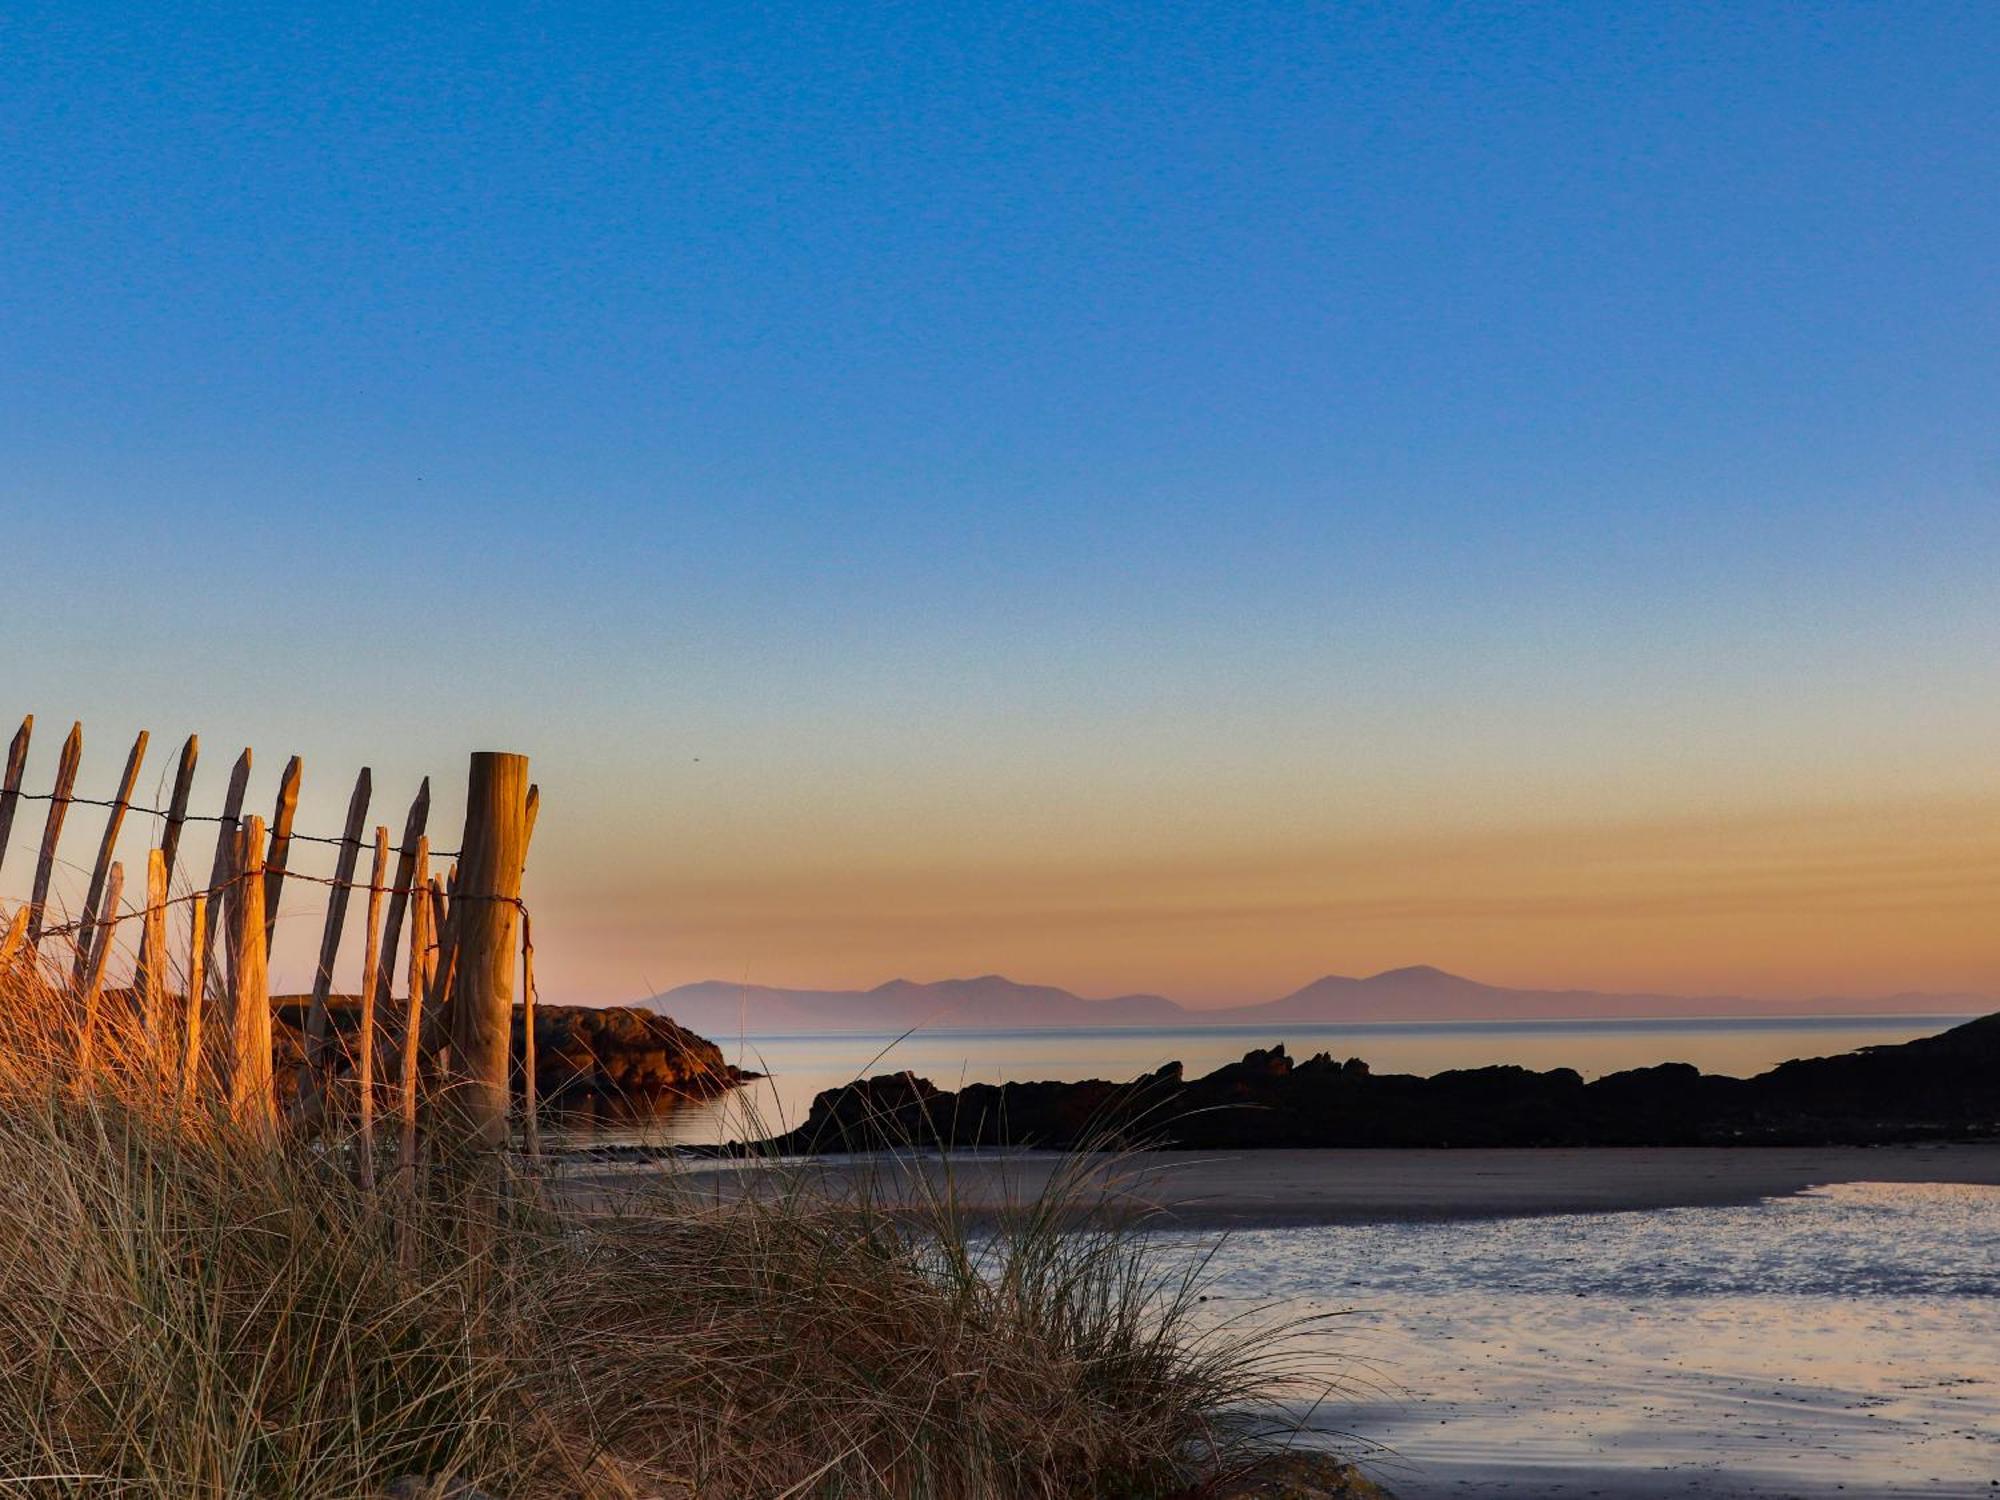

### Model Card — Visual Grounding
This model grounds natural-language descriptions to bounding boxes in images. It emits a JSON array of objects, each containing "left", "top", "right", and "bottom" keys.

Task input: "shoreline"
[{"left": 572, "top": 1141, "right": 2000, "bottom": 1226}]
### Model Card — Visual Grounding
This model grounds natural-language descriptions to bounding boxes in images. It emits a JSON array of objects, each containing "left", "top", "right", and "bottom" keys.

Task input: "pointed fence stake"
[
  {"left": 521, "top": 909, "right": 540, "bottom": 1161},
  {"left": 375, "top": 779, "right": 430, "bottom": 1091},
  {"left": 421, "top": 872, "right": 456, "bottom": 1070},
  {"left": 72, "top": 729, "right": 149, "bottom": 988},
  {"left": 399, "top": 837, "right": 431, "bottom": 1193},
  {"left": 156, "top": 734, "right": 200, "bottom": 879},
  {"left": 355, "top": 826, "right": 390, "bottom": 1192},
  {"left": 75, "top": 861, "right": 123, "bottom": 1080},
  {"left": 27, "top": 722, "right": 83, "bottom": 944},
  {"left": 297, "top": 766, "right": 371, "bottom": 1122},
  {"left": 261, "top": 756, "right": 302, "bottom": 953},
  {"left": 521, "top": 783, "right": 541, "bottom": 1160},
  {"left": 182, "top": 893, "right": 208, "bottom": 1105},
  {"left": 0, "top": 907, "right": 28, "bottom": 970},
  {"left": 133, "top": 734, "right": 199, "bottom": 1001},
  {"left": 198, "top": 749, "right": 253, "bottom": 980},
  {"left": 225, "top": 816, "right": 275, "bottom": 1136},
  {"left": 0, "top": 715, "right": 32, "bottom": 880},
  {"left": 141, "top": 848, "right": 168, "bottom": 1055}
]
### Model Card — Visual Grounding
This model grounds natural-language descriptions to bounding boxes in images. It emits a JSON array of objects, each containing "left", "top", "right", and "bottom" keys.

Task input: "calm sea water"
[
  {"left": 569, "top": 1014, "right": 1974, "bottom": 1148},
  {"left": 1192, "top": 1181, "right": 2000, "bottom": 1495}
]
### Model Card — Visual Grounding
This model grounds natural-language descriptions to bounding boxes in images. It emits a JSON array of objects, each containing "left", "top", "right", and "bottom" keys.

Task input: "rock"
[
  {"left": 520, "top": 1003, "right": 746, "bottom": 1103},
  {"left": 260, "top": 996, "right": 751, "bottom": 1115},
  {"left": 750, "top": 1011, "right": 2000, "bottom": 1153}
]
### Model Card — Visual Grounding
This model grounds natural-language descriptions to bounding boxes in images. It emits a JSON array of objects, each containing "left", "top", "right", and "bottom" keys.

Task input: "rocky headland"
[
  {"left": 749, "top": 1011, "right": 2000, "bottom": 1153},
  {"left": 266, "top": 997, "right": 751, "bottom": 1111}
]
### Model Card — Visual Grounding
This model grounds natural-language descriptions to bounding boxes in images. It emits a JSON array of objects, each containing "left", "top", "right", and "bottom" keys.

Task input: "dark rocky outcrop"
[
  {"left": 755, "top": 1013, "right": 2000, "bottom": 1153},
  {"left": 267, "top": 997, "right": 750, "bottom": 1112},
  {"left": 518, "top": 1004, "right": 747, "bottom": 1105}
]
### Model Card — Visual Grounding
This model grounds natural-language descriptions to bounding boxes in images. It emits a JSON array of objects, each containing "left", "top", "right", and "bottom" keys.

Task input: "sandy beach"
[
  {"left": 1116, "top": 1142, "right": 2000, "bottom": 1225},
  {"left": 590, "top": 1141, "right": 2000, "bottom": 1226}
]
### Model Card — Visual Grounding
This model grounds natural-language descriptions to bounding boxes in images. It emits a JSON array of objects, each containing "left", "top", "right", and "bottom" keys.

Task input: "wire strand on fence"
[
  {"left": 6, "top": 790, "right": 458, "bottom": 860},
  {"left": 31, "top": 868, "right": 525, "bottom": 945}
]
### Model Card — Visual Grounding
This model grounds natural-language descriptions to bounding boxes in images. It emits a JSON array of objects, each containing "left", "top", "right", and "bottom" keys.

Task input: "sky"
[{"left": 2, "top": 2, "right": 1996, "bottom": 1007}]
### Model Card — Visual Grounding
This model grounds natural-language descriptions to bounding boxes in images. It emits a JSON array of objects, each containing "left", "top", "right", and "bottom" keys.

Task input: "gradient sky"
[{"left": 3, "top": 3, "right": 1996, "bottom": 1006}]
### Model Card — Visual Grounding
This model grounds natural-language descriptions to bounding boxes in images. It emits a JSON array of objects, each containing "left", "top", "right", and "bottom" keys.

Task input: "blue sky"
[{"left": 2, "top": 3, "right": 1996, "bottom": 1001}]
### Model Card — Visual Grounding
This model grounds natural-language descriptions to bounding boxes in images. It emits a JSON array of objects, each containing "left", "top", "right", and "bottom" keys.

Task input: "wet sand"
[
  {"left": 1116, "top": 1142, "right": 2000, "bottom": 1226},
  {"left": 590, "top": 1142, "right": 2000, "bottom": 1226},
  {"left": 1189, "top": 1181, "right": 2000, "bottom": 1497}
]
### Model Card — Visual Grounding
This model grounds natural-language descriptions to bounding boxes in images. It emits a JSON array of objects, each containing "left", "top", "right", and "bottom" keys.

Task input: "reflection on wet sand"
[{"left": 1194, "top": 1183, "right": 2000, "bottom": 1497}]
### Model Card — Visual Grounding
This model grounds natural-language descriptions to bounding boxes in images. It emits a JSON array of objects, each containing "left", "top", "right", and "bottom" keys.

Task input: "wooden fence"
[{"left": 0, "top": 713, "right": 540, "bottom": 1179}]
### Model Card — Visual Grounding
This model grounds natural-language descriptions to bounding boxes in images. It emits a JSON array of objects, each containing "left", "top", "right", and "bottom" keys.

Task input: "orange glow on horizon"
[{"left": 527, "top": 791, "right": 2000, "bottom": 1007}]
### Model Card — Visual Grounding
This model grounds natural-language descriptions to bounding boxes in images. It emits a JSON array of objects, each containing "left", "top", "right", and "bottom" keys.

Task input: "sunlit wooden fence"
[{"left": 0, "top": 714, "right": 541, "bottom": 1179}]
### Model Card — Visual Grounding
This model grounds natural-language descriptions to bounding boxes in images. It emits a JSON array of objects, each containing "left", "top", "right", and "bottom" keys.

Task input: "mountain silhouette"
[
  {"left": 645, "top": 975, "right": 1185, "bottom": 1035},
  {"left": 642, "top": 967, "right": 1990, "bottom": 1034}
]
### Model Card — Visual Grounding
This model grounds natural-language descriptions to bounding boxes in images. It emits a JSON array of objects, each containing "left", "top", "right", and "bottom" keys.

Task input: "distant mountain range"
[{"left": 641, "top": 965, "right": 1992, "bottom": 1035}]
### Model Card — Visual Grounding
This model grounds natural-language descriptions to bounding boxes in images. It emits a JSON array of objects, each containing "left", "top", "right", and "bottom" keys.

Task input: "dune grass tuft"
[{"left": 0, "top": 961, "right": 1334, "bottom": 1498}]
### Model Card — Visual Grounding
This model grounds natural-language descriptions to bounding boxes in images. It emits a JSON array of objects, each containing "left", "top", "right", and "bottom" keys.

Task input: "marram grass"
[{"left": 0, "top": 961, "right": 1335, "bottom": 1498}]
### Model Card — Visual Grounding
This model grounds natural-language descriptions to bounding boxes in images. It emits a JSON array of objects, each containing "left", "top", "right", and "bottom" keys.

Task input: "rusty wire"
[
  {"left": 31, "top": 867, "right": 526, "bottom": 946},
  {"left": 5, "top": 789, "right": 459, "bottom": 860}
]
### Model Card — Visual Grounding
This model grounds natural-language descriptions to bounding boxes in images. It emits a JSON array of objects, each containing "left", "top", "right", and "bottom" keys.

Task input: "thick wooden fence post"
[
  {"left": 225, "top": 816, "right": 275, "bottom": 1136},
  {"left": 0, "top": 715, "right": 32, "bottom": 879},
  {"left": 27, "top": 722, "right": 83, "bottom": 944},
  {"left": 444, "top": 752, "right": 529, "bottom": 1168},
  {"left": 72, "top": 730, "right": 149, "bottom": 987}
]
